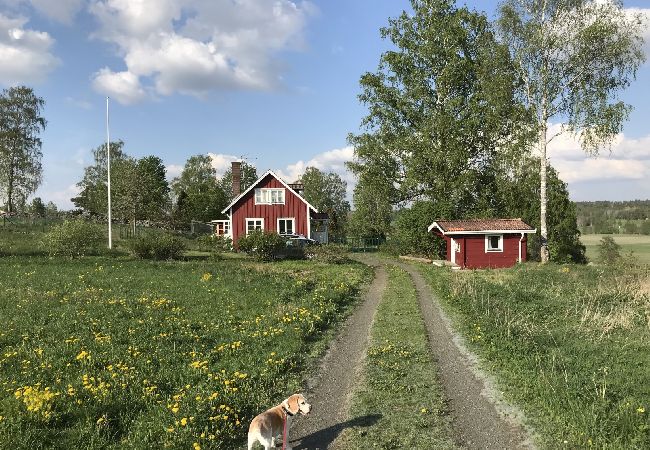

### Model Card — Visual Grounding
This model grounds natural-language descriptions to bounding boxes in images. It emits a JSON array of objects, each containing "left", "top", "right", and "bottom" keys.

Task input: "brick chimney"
[{"left": 232, "top": 161, "right": 242, "bottom": 197}]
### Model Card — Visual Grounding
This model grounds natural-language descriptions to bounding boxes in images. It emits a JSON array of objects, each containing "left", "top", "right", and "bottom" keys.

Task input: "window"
[
  {"left": 277, "top": 218, "right": 295, "bottom": 235},
  {"left": 213, "top": 220, "right": 230, "bottom": 236},
  {"left": 254, "top": 188, "right": 285, "bottom": 205},
  {"left": 246, "top": 218, "right": 264, "bottom": 234},
  {"left": 485, "top": 234, "right": 503, "bottom": 252}
]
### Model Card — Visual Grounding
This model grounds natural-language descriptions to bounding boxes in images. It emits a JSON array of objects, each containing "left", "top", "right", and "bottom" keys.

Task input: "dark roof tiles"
[{"left": 434, "top": 218, "right": 534, "bottom": 232}]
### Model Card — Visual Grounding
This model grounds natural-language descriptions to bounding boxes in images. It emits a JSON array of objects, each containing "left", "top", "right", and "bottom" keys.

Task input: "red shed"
[
  {"left": 428, "top": 219, "right": 536, "bottom": 269},
  {"left": 216, "top": 167, "right": 327, "bottom": 246}
]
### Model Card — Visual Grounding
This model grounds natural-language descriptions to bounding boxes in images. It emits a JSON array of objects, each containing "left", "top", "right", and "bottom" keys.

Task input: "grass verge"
[
  {"left": 337, "top": 265, "right": 457, "bottom": 449},
  {"left": 0, "top": 256, "right": 370, "bottom": 449},
  {"left": 419, "top": 263, "right": 650, "bottom": 449}
]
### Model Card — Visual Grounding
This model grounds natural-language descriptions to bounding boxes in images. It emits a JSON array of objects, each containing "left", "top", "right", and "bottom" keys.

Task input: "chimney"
[{"left": 232, "top": 161, "right": 242, "bottom": 197}]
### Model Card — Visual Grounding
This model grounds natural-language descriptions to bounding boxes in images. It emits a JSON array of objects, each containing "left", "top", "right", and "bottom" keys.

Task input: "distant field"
[{"left": 581, "top": 234, "right": 650, "bottom": 264}]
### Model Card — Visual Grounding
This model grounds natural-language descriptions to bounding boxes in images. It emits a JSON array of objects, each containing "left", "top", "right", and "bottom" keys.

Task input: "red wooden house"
[
  {"left": 213, "top": 162, "right": 327, "bottom": 245},
  {"left": 428, "top": 219, "right": 536, "bottom": 269}
]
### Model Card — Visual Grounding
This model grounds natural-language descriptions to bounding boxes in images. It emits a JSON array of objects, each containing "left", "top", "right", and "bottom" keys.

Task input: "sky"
[{"left": 0, "top": 0, "right": 648, "bottom": 210}]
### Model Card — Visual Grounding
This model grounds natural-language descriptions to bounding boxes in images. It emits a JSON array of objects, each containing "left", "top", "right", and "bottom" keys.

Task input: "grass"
[
  {"left": 419, "top": 263, "right": 650, "bottom": 449},
  {"left": 581, "top": 234, "right": 650, "bottom": 265},
  {"left": 0, "top": 254, "right": 370, "bottom": 449},
  {"left": 337, "top": 265, "right": 457, "bottom": 449}
]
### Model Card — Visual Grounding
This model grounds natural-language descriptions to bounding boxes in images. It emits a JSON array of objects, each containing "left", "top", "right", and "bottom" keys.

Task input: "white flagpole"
[{"left": 106, "top": 97, "right": 113, "bottom": 249}]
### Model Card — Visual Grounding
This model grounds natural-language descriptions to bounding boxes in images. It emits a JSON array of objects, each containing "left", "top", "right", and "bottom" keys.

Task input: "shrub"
[
  {"left": 306, "top": 244, "right": 350, "bottom": 264},
  {"left": 237, "top": 230, "right": 286, "bottom": 261},
  {"left": 195, "top": 234, "right": 233, "bottom": 253},
  {"left": 598, "top": 236, "right": 621, "bottom": 265},
  {"left": 43, "top": 220, "right": 105, "bottom": 257},
  {"left": 128, "top": 232, "right": 186, "bottom": 260}
]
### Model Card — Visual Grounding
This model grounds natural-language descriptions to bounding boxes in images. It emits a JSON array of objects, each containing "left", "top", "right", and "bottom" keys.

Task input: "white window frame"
[
  {"left": 213, "top": 220, "right": 231, "bottom": 237},
  {"left": 277, "top": 217, "right": 295, "bottom": 236},
  {"left": 245, "top": 218, "right": 264, "bottom": 234},
  {"left": 485, "top": 234, "right": 503, "bottom": 252},
  {"left": 254, "top": 188, "right": 285, "bottom": 205}
]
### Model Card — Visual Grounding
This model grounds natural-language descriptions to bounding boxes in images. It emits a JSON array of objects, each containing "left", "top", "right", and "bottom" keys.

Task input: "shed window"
[
  {"left": 278, "top": 218, "right": 295, "bottom": 235},
  {"left": 246, "top": 218, "right": 264, "bottom": 234},
  {"left": 255, "top": 188, "right": 285, "bottom": 205},
  {"left": 485, "top": 234, "right": 503, "bottom": 252}
]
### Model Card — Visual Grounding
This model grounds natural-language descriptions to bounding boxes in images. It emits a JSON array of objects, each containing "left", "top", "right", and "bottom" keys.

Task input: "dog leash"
[{"left": 281, "top": 406, "right": 294, "bottom": 450}]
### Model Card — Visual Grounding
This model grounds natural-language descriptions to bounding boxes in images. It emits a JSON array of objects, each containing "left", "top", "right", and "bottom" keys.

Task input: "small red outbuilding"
[{"left": 428, "top": 218, "right": 536, "bottom": 269}]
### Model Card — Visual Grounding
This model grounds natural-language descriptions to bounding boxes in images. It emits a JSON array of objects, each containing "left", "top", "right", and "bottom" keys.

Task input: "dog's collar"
[{"left": 282, "top": 405, "right": 296, "bottom": 417}]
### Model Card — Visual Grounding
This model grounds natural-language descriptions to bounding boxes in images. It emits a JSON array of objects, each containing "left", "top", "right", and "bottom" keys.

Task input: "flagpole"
[{"left": 106, "top": 97, "right": 112, "bottom": 250}]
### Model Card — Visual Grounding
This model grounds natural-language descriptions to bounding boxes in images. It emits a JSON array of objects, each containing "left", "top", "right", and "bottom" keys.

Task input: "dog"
[{"left": 247, "top": 393, "right": 311, "bottom": 450}]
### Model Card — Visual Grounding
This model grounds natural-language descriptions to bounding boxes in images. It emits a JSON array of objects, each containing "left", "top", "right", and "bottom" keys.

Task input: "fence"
[{"left": 330, "top": 235, "right": 385, "bottom": 252}]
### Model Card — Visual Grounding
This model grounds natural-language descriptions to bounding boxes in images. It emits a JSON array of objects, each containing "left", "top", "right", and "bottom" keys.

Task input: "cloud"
[
  {"left": 0, "top": 13, "right": 59, "bottom": 84},
  {"left": 164, "top": 164, "right": 183, "bottom": 180},
  {"left": 29, "top": 0, "right": 84, "bottom": 24},
  {"left": 546, "top": 123, "right": 650, "bottom": 188},
  {"left": 88, "top": 0, "right": 316, "bottom": 103},
  {"left": 207, "top": 153, "right": 239, "bottom": 177},
  {"left": 275, "top": 146, "right": 356, "bottom": 199},
  {"left": 91, "top": 67, "right": 147, "bottom": 104},
  {"left": 36, "top": 183, "right": 81, "bottom": 209},
  {"left": 624, "top": 7, "right": 650, "bottom": 58}
]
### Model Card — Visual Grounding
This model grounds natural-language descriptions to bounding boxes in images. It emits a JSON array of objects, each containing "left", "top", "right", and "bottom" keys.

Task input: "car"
[{"left": 284, "top": 234, "right": 317, "bottom": 248}]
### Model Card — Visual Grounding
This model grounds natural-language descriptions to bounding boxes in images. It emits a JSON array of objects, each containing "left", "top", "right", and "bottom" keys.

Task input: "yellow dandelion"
[
  {"left": 193, "top": 443, "right": 201, "bottom": 450},
  {"left": 180, "top": 417, "right": 188, "bottom": 426},
  {"left": 637, "top": 407, "right": 645, "bottom": 414}
]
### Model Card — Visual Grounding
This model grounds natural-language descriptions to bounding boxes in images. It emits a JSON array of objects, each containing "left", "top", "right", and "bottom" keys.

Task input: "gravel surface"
[
  {"left": 288, "top": 262, "right": 387, "bottom": 449},
  {"left": 396, "top": 261, "right": 536, "bottom": 450}
]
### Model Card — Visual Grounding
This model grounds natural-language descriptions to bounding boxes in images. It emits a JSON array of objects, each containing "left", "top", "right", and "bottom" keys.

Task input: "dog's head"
[{"left": 283, "top": 393, "right": 311, "bottom": 416}]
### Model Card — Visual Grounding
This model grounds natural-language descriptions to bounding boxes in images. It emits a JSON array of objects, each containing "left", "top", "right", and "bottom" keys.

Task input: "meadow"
[
  {"left": 581, "top": 233, "right": 650, "bottom": 264},
  {"left": 0, "top": 249, "right": 370, "bottom": 449},
  {"left": 420, "top": 262, "right": 650, "bottom": 449}
]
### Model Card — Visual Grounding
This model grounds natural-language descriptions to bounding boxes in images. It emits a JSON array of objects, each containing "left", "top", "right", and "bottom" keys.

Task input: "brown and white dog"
[{"left": 247, "top": 393, "right": 311, "bottom": 450}]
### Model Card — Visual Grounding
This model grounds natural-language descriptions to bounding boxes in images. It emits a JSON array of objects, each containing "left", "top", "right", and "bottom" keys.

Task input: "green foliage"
[
  {"left": 28, "top": 197, "right": 46, "bottom": 217},
  {"left": 195, "top": 234, "right": 233, "bottom": 253},
  {"left": 127, "top": 232, "right": 186, "bottom": 260},
  {"left": 348, "top": 169, "right": 395, "bottom": 239},
  {"left": 171, "top": 155, "right": 227, "bottom": 224},
  {"left": 43, "top": 220, "right": 105, "bottom": 257},
  {"left": 392, "top": 201, "right": 447, "bottom": 258},
  {"left": 0, "top": 86, "right": 46, "bottom": 213},
  {"left": 301, "top": 167, "right": 350, "bottom": 234},
  {"left": 348, "top": 0, "right": 530, "bottom": 231},
  {"left": 598, "top": 236, "right": 622, "bottom": 265},
  {"left": 237, "top": 230, "right": 286, "bottom": 261},
  {"left": 305, "top": 244, "right": 349, "bottom": 264}
]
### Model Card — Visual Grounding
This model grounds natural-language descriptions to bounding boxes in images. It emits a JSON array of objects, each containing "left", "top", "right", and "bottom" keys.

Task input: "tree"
[
  {"left": 171, "top": 155, "right": 227, "bottom": 224},
  {"left": 0, "top": 86, "right": 46, "bottom": 213},
  {"left": 497, "top": 0, "right": 646, "bottom": 262},
  {"left": 73, "top": 140, "right": 127, "bottom": 215},
  {"left": 28, "top": 197, "right": 46, "bottom": 217},
  {"left": 348, "top": 0, "right": 530, "bottom": 223},
  {"left": 220, "top": 161, "right": 258, "bottom": 201},
  {"left": 301, "top": 167, "right": 350, "bottom": 235}
]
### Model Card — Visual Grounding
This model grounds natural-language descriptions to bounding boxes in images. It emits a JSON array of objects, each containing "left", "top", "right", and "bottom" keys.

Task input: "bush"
[
  {"left": 237, "top": 230, "right": 286, "bottom": 261},
  {"left": 128, "top": 232, "right": 186, "bottom": 260},
  {"left": 306, "top": 244, "right": 350, "bottom": 264},
  {"left": 43, "top": 220, "right": 105, "bottom": 257},
  {"left": 598, "top": 236, "right": 621, "bottom": 265},
  {"left": 195, "top": 234, "right": 233, "bottom": 253}
]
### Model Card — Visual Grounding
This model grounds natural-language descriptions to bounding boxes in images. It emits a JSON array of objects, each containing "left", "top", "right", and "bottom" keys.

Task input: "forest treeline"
[{"left": 576, "top": 200, "right": 650, "bottom": 234}]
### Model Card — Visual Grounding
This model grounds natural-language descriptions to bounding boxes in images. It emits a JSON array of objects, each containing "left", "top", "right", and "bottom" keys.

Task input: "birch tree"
[
  {"left": 0, "top": 87, "right": 46, "bottom": 213},
  {"left": 498, "top": 0, "right": 646, "bottom": 262}
]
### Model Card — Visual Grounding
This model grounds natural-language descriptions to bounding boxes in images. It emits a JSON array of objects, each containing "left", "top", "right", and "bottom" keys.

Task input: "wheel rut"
[{"left": 288, "top": 260, "right": 387, "bottom": 449}]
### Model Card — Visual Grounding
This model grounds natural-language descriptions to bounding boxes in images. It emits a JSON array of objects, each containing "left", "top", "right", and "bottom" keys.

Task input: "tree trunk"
[
  {"left": 6, "top": 164, "right": 14, "bottom": 214},
  {"left": 539, "top": 120, "right": 550, "bottom": 263}
]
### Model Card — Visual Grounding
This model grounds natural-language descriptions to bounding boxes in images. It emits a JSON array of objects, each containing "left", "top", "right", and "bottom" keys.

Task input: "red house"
[
  {"left": 428, "top": 219, "right": 536, "bottom": 269},
  {"left": 213, "top": 163, "right": 327, "bottom": 245}
]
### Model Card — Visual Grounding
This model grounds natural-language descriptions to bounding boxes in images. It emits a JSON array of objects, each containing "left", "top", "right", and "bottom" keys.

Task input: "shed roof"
[{"left": 428, "top": 218, "right": 536, "bottom": 235}]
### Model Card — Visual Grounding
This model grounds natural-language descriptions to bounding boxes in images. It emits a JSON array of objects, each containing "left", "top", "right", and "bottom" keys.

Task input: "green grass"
[
  {"left": 581, "top": 234, "right": 650, "bottom": 264},
  {"left": 0, "top": 255, "right": 370, "bottom": 449},
  {"left": 419, "top": 263, "right": 650, "bottom": 449},
  {"left": 337, "top": 265, "right": 457, "bottom": 449}
]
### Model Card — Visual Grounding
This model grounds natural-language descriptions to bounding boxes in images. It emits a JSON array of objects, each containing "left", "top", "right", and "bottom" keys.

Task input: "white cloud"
[
  {"left": 36, "top": 183, "right": 81, "bottom": 209},
  {"left": 624, "top": 7, "right": 650, "bottom": 58},
  {"left": 29, "top": 0, "right": 84, "bottom": 23},
  {"left": 275, "top": 146, "right": 356, "bottom": 200},
  {"left": 207, "top": 153, "right": 239, "bottom": 177},
  {"left": 164, "top": 164, "right": 183, "bottom": 180},
  {"left": 88, "top": 0, "right": 316, "bottom": 103},
  {"left": 546, "top": 123, "right": 650, "bottom": 193},
  {"left": 91, "top": 67, "right": 146, "bottom": 104},
  {"left": 0, "top": 13, "right": 59, "bottom": 84}
]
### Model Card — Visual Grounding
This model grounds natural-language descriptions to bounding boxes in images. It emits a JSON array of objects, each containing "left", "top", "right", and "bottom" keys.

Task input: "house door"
[{"left": 451, "top": 238, "right": 456, "bottom": 265}]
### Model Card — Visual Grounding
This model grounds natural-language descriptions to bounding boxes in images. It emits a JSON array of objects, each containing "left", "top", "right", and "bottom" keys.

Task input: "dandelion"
[
  {"left": 193, "top": 443, "right": 201, "bottom": 450},
  {"left": 75, "top": 350, "right": 90, "bottom": 361},
  {"left": 637, "top": 407, "right": 645, "bottom": 414},
  {"left": 420, "top": 408, "right": 428, "bottom": 414},
  {"left": 180, "top": 417, "right": 188, "bottom": 426},
  {"left": 201, "top": 273, "right": 212, "bottom": 282}
]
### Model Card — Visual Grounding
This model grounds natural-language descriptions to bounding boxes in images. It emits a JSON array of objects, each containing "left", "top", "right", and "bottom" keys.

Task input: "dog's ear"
[{"left": 288, "top": 394, "right": 300, "bottom": 414}]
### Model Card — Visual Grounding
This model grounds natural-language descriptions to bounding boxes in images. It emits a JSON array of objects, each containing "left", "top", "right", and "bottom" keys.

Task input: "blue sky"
[{"left": 0, "top": 0, "right": 648, "bottom": 209}]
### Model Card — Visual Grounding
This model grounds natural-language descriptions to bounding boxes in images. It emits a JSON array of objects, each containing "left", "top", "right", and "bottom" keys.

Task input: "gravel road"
[{"left": 286, "top": 256, "right": 535, "bottom": 449}]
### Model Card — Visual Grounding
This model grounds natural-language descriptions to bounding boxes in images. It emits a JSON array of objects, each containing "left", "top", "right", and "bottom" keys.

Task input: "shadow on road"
[{"left": 290, "top": 414, "right": 382, "bottom": 449}]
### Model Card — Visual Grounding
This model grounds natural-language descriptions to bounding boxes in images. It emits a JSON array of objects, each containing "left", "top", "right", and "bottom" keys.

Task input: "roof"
[
  {"left": 428, "top": 218, "right": 536, "bottom": 235},
  {"left": 221, "top": 170, "right": 318, "bottom": 214}
]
